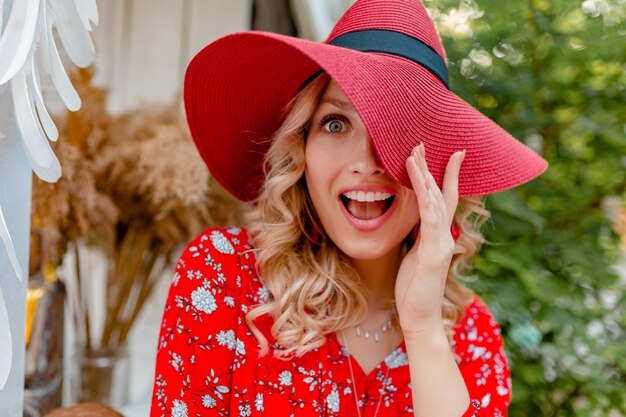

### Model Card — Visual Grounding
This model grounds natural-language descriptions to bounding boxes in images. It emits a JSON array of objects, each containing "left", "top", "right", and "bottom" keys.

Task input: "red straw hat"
[{"left": 184, "top": 0, "right": 547, "bottom": 202}]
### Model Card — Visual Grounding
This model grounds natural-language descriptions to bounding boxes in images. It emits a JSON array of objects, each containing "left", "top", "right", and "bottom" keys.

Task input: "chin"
[{"left": 333, "top": 238, "right": 399, "bottom": 261}]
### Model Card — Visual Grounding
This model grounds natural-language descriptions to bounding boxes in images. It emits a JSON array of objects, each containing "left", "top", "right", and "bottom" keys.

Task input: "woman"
[{"left": 150, "top": 0, "right": 547, "bottom": 416}]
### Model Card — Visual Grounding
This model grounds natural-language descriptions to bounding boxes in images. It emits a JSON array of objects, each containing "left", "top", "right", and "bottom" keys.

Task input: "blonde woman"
[{"left": 150, "top": 1, "right": 547, "bottom": 416}]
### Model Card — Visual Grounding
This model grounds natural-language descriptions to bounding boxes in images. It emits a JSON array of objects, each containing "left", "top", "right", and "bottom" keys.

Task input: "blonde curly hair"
[{"left": 245, "top": 73, "right": 490, "bottom": 358}]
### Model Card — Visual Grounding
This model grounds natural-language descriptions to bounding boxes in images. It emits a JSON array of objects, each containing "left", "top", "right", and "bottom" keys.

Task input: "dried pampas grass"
[
  {"left": 96, "top": 111, "right": 214, "bottom": 243},
  {"left": 31, "top": 71, "right": 117, "bottom": 270},
  {"left": 31, "top": 68, "right": 242, "bottom": 352}
]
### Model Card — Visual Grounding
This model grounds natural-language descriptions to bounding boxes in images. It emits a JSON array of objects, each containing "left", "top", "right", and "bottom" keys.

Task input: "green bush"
[{"left": 426, "top": 0, "right": 626, "bottom": 415}]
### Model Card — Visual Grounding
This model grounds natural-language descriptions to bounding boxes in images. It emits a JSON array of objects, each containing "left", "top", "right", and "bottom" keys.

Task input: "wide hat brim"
[{"left": 185, "top": 31, "right": 548, "bottom": 202}]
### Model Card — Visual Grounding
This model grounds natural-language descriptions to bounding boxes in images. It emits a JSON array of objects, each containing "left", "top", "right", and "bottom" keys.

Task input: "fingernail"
[
  {"left": 461, "top": 149, "right": 466, "bottom": 163},
  {"left": 419, "top": 142, "right": 426, "bottom": 157}
]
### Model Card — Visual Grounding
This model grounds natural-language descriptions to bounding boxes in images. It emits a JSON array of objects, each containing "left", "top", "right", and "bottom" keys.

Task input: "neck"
[{"left": 346, "top": 246, "right": 402, "bottom": 311}]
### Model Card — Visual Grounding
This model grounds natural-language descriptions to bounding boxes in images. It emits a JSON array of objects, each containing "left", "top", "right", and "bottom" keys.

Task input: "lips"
[{"left": 340, "top": 190, "right": 395, "bottom": 220}]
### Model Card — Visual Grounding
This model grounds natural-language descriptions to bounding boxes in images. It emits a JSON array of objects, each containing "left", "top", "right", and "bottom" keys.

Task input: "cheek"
[
  {"left": 304, "top": 146, "right": 328, "bottom": 206},
  {"left": 304, "top": 136, "right": 335, "bottom": 182}
]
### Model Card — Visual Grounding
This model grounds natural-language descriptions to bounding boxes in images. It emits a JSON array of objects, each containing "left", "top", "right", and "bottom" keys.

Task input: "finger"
[
  {"left": 406, "top": 148, "right": 435, "bottom": 219},
  {"left": 408, "top": 148, "right": 443, "bottom": 238},
  {"left": 419, "top": 142, "right": 436, "bottom": 191},
  {"left": 418, "top": 143, "right": 447, "bottom": 212},
  {"left": 442, "top": 150, "right": 465, "bottom": 224},
  {"left": 407, "top": 148, "right": 431, "bottom": 203}
]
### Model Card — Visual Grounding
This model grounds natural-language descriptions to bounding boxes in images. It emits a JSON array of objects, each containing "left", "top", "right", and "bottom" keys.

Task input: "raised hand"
[{"left": 395, "top": 143, "right": 465, "bottom": 338}]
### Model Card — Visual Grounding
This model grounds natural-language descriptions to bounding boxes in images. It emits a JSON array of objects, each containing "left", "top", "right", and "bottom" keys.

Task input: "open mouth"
[{"left": 340, "top": 191, "right": 395, "bottom": 220}]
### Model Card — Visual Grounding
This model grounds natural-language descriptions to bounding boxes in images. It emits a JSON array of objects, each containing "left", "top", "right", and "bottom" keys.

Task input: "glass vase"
[
  {"left": 23, "top": 267, "right": 65, "bottom": 417},
  {"left": 70, "top": 345, "right": 130, "bottom": 409}
]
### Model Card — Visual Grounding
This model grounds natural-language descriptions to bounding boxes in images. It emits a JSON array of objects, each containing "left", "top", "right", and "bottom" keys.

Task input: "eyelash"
[{"left": 319, "top": 114, "right": 350, "bottom": 133}]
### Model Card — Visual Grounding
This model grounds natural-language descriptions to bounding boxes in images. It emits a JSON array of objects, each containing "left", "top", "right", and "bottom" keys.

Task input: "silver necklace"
[
  {"left": 354, "top": 308, "right": 395, "bottom": 343},
  {"left": 355, "top": 319, "right": 393, "bottom": 343},
  {"left": 341, "top": 331, "right": 392, "bottom": 417}
]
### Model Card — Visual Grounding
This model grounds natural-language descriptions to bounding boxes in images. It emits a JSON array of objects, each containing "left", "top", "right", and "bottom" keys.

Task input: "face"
[{"left": 304, "top": 80, "right": 420, "bottom": 262}]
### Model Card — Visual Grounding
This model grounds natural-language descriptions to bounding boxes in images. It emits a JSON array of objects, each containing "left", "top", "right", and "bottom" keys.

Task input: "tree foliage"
[{"left": 426, "top": 0, "right": 626, "bottom": 414}]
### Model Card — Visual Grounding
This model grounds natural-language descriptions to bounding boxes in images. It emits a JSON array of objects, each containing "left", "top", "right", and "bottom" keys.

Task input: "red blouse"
[{"left": 150, "top": 227, "right": 511, "bottom": 417}]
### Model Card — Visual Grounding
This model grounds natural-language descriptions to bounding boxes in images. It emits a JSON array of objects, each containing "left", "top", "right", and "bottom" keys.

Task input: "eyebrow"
[{"left": 319, "top": 98, "right": 355, "bottom": 112}]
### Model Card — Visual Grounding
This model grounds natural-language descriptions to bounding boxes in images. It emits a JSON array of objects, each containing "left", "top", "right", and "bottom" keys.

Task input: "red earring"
[
  {"left": 451, "top": 221, "right": 461, "bottom": 242},
  {"left": 309, "top": 224, "right": 321, "bottom": 245}
]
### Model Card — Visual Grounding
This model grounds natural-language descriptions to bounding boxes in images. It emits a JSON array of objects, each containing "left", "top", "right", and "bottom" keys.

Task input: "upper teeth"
[{"left": 343, "top": 191, "right": 393, "bottom": 202}]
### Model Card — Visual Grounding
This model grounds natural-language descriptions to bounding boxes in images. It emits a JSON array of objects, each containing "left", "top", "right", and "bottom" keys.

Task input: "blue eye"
[
  {"left": 320, "top": 114, "right": 349, "bottom": 134},
  {"left": 326, "top": 120, "right": 344, "bottom": 133}
]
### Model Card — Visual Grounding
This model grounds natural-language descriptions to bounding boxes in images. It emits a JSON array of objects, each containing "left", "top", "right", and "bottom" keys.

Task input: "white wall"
[
  {"left": 91, "top": 0, "right": 253, "bottom": 113},
  {"left": 0, "top": 78, "right": 31, "bottom": 416}
]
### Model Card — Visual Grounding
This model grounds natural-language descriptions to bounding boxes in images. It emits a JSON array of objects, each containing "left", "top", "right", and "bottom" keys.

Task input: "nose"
[{"left": 349, "top": 133, "right": 385, "bottom": 176}]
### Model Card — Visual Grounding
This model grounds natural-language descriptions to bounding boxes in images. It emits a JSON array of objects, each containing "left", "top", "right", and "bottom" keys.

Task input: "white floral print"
[
  {"left": 255, "top": 393, "right": 264, "bottom": 411},
  {"left": 384, "top": 348, "right": 409, "bottom": 369},
  {"left": 216, "top": 330, "right": 236, "bottom": 349},
  {"left": 278, "top": 370, "right": 293, "bottom": 386},
  {"left": 191, "top": 287, "right": 217, "bottom": 314},
  {"left": 326, "top": 387, "right": 340, "bottom": 413},
  {"left": 169, "top": 352, "right": 182, "bottom": 371},
  {"left": 224, "top": 295, "right": 235, "bottom": 307},
  {"left": 201, "top": 394, "right": 216, "bottom": 408},
  {"left": 171, "top": 399, "right": 188, "bottom": 417},
  {"left": 210, "top": 230, "right": 235, "bottom": 254},
  {"left": 257, "top": 287, "right": 270, "bottom": 302}
]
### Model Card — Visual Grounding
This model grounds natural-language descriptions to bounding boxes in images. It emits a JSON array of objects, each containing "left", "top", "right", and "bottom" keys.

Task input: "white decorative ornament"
[
  {"left": 0, "top": 0, "right": 98, "bottom": 392},
  {"left": 0, "top": 204, "right": 22, "bottom": 280},
  {"left": 0, "top": 0, "right": 97, "bottom": 275},
  {"left": 0, "top": 0, "right": 40, "bottom": 86},
  {"left": 0, "top": 286, "right": 12, "bottom": 390}
]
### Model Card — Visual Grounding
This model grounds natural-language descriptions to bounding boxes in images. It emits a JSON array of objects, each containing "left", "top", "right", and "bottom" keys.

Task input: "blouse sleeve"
[
  {"left": 150, "top": 227, "right": 251, "bottom": 417},
  {"left": 454, "top": 299, "right": 512, "bottom": 417}
]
